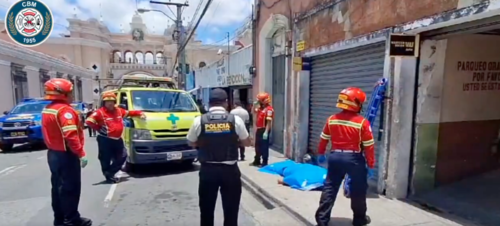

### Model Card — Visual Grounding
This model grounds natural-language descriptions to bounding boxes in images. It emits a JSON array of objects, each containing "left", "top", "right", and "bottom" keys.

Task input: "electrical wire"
[
  {"left": 171, "top": 0, "right": 214, "bottom": 76},
  {"left": 196, "top": 0, "right": 220, "bottom": 35}
]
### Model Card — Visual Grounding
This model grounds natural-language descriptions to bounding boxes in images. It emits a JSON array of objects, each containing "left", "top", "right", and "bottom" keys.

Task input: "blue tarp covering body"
[{"left": 259, "top": 160, "right": 327, "bottom": 191}]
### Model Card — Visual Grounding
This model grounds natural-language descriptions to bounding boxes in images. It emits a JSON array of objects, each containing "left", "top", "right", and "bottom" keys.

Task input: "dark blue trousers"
[
  {"left": 97, "top": 136, "right": 127, "bottom": 179},
  {"left": 47, "top": 149, "right": 82, "bottom": 224},
  {"left": 253, "top": 128, "right": 269, "bottom": 165},
  {"left": 315, "top": 152, "right": 368, "bottom": 226}
]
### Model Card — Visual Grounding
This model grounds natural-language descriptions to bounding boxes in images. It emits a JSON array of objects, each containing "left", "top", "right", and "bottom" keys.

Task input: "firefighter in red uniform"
[
  {"left": 315, "top": 87, "right": 374, "bottom": 226},
  {"left": 41, "top": 78, "right": 92, "bottom": 226},
  {"left": 250, "top": 92, "right": 274, "bottom": 167},
  {"left": 85, "top": 92, "right": 145, "bottom": 183}
]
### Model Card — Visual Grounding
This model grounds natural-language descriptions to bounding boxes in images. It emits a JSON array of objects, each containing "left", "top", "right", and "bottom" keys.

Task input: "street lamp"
[{"left": 137, "top": 8, "right": 175, "bottom": 22}]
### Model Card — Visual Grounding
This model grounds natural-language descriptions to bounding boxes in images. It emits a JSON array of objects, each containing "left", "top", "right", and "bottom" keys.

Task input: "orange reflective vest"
[
  {"left": 42, "top": 102, "right": 85, "bottom": 158},
  {"left": 318, "top": 110, "right": 375, "bottom": 168}
]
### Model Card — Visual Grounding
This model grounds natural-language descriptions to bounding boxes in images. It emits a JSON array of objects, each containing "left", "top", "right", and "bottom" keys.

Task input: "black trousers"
[
  {"left": 253, "top": 128, "right": 269, "bottom": 165},
  {"left": 199, "top": 163, "right": 242, "bottom": 226},
  {"left": 97, "top": 136, "right": 127, "bottom": 179},
  {"left": 87, "top": 127, "right": 95, "bottom": 137},
  {"left": 47, "top": 149, "right": 82, "bottom": 223},
  {"left": 315, "top": 152, "right": 368, "bottom": 226}
]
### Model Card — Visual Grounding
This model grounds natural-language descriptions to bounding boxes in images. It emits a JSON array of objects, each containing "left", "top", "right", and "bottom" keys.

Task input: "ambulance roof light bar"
[{"left": 117, "top": 74, "right": 177, "bottom": 90}]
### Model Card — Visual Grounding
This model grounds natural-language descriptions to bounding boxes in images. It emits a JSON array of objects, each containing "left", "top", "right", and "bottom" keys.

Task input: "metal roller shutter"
[{"left": 308, "top": 42, "right": 386, "bottom": 179}]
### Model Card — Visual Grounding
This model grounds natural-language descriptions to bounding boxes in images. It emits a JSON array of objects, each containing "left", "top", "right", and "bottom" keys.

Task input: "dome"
[{"left": 132, "top": 12, "right": 143, "bottom": 24}]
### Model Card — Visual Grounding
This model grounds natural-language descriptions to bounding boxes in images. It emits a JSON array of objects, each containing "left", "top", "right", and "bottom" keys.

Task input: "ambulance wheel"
[
  {"left": 123, "top": 162, "right": 135, "bottom": 173},
  {"left": 0, "top": 144, "right": 13, "bottom": 153}
]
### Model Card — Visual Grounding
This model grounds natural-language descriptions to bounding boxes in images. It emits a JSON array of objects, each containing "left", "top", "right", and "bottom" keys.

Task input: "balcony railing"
[{"left": 110, "top": 63, "right": 167, "bottom": 70}]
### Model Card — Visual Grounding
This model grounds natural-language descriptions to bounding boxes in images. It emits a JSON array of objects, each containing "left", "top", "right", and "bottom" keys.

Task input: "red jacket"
[
  {"left": 85, "top": 107, "right": 142, "bottom": 139},
  {"left": 318, "top": 110, "right": 375, "bottom": 168},
  {"left": 42, "top": 102, "right": 86, "bottom": 158},
  {"left": 255, "top": 105, "right": 274, "bottom": 129}
]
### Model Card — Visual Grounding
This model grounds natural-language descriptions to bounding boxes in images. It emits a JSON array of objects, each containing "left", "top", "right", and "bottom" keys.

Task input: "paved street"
[{"left": 0, "top": 136, "right": 298, "bottom": 226}]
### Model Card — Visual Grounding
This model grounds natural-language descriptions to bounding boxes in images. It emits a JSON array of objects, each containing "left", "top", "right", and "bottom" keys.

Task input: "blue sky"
[{"left": 0, "top": 0, "right": 252, "bottom": 44}]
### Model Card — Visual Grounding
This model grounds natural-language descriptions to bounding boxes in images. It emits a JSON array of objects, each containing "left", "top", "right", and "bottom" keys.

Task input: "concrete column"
[
  {"left": 48, "top": 71, "right": 57, "bottom": 78},
  {"left": 73, "top": 76, "right": 80, "bottom": 101},
  {"left": 0, "top": 60, "right": 14, "bottom": 111},
  {"left": 385, "top": 57, "right": 418, "bottom": 199},
  {"left": 23, "top": 66, "right": 41, "bottom": 98}
]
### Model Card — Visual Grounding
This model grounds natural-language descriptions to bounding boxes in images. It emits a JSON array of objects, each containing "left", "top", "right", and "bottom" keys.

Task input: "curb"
[{"left": 240, "top": 172, "right": 315, "bottom": 226}]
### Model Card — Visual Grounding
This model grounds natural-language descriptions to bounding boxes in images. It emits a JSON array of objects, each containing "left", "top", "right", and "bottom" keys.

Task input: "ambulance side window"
[{"left": 119, "top": 92, "right": 128, "bottom": 109}]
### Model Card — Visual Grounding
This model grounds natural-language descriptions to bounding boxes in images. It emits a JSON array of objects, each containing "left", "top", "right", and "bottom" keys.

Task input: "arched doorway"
[{"left": 270, "top": 28, "right": 286, "bottom": 151}]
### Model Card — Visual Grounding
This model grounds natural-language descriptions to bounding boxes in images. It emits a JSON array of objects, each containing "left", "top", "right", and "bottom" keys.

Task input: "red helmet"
[
  {"left": 44, "top": 78, "right": 73, "bottom": 101},
  {"left": 256, "top": 92, "right": 271, "bottom": 105},
  {"left": 102, "top": 92, "right": 117, "bottom": 102},
  {"left": 336, "top": 87, "right": 367, "bottom": 112}
]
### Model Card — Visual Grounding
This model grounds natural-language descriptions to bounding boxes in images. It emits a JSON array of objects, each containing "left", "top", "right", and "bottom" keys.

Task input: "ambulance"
[{"left": 100, "top": 74, "right": 200, "bottom": 166}]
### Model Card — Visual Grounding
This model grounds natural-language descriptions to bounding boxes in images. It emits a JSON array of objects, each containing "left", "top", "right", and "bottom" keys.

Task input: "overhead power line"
[{"left": 170, "top": 0, "right": 214, "bottom": 75}]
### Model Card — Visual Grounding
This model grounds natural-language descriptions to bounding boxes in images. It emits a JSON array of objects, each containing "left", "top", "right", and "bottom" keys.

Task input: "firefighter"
[
  {"left": 85, "top": 92, "right": 145, "bottom": 183},
  {"left": 250, "top": 92, "right": 273, "bottom": 167},
  {"left": 41, "top": 78, "right": 92, "bottom": 226},
  {"left": 186, "top": 88, "right": 251, "bottom": 226},
  {"left": 314, "top": 87, "right": 374, "bottom": 226}
]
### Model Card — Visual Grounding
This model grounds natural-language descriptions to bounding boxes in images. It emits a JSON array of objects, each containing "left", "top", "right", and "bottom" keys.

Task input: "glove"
[
  {"left": 80, "top": 157, "right": 88, "bottom": 168},
  {"left": 367, "top": 169, "right": 375, "bottom": 179},
  {"left": 317, "top": 155, "right": 327, "bottom": 164},
  {"left": 262, "top": 132, "right": 268, "bottom": 140}
]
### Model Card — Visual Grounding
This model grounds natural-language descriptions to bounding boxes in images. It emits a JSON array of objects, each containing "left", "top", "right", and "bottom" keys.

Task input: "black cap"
[{"left": 209, "top": 88, "right": 228, "bottom": 104}]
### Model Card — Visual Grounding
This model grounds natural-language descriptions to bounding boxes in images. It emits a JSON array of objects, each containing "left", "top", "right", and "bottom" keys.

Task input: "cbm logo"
[{"left": 5, "top": 0, "right": 54, "bottom": 47}]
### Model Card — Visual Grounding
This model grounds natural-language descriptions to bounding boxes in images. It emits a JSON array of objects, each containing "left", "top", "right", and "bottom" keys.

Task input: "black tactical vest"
[{"left": 197, "top": 112, "right": 239, "bottom": 163}]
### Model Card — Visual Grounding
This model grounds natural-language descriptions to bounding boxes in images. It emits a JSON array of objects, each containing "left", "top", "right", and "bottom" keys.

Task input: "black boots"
[{"left": 352, "top": 215, "right": 371, "bottom": 226}]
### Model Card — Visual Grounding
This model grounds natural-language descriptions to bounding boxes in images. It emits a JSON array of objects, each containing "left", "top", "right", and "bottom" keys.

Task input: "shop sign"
[
  {"left": 216, "top": 75, "right": 227, "bottom": 86},
  {"left": 296, "top": 40, "right": 305, "bottom": 52},
  {"left": 293, "top": 57, "right": 302, "bottom": 71},
  {"left": 227, "top": 74, "right": 251, "bottom": 86},
  {"left": 389, "top": 34, "right": 419, "bottom": 57}
]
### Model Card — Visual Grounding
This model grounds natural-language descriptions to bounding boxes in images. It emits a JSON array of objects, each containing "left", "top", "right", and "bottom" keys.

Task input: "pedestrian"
[
  {"left": 314, "top": 87, "right": 374, "bottom": 226},
  {"left": 186, "top": 88, "right": 251, "bottom": 226},
  {"left": 85, "top": 92, "right": 145, "bottom": 183},
  {"left": 196, "top": 99, "right": 208, "bottom": 114},
  {"left": 85, "top": 104, "right": 96, "bottom": 137},
  {"left": 41, "top": 78, "right": 92, "bottom": 226},
  {"left": 230, "top": 100, "right": 250, "bottom": 161},
  {"left": 250, "top": 92, "right": 274, "bottom": 167}
]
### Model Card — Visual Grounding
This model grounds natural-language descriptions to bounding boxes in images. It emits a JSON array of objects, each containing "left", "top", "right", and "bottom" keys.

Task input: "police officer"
[
  {"left": 41, "top": 78, "right": 92, "bottom": 226},
  {"left": 186, "top": 88, "right": 251, "bottom": 226},
  {"left": 250, "top": 92, "right": 274, "bottom": 167},
  {"left": 86, "top": 92, "right": 145, "bottom": 183},
  {"left": 315, "top": 87, "right": 375, "bottom": 226}
]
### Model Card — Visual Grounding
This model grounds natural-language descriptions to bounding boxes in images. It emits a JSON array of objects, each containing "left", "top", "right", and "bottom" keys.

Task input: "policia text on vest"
[{"left": 204, "top": 122, "right": 231, "bottom": 134}]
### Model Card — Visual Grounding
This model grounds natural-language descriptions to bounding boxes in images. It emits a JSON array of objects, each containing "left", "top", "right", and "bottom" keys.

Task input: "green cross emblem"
[{"left": 167, "top": 114, "right": 180, "bottom": 125}]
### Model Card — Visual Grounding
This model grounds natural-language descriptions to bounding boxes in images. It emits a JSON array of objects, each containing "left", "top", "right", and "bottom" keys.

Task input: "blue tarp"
[{"left": 259, "top": 160, "right": 327, "bottom": 191}]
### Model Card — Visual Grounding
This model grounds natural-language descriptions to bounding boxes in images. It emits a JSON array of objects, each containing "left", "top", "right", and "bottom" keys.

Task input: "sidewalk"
[{"left": 239, "top": 148, "right": 479, "bottom": 226}]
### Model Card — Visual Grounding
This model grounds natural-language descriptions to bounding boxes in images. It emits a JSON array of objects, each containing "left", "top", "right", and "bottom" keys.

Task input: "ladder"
[{"left": 343, "top": 78, "right": 389, "bottom": 198}]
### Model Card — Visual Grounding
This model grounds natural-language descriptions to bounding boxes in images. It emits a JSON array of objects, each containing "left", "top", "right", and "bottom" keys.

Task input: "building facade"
[
  {"left": 194, "top": 45, "right": 253, "bottom": 109},
  {"left": 256, "top": 0, "right": 500, "bottom": 224},
  {"left": 0, "top": 38, "right": 95, "bottom": 110},
  {"left": 0, "top": 13, "right": 228, "bottom": 102}
]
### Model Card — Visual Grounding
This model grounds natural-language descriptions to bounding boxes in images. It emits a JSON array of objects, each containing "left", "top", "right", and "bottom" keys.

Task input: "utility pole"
[
  {"left": 150, "top": 1, "right": 189, "bottom": 88},
  {"left": 227, "top": 32, "right": 230, "bottom": 79}
]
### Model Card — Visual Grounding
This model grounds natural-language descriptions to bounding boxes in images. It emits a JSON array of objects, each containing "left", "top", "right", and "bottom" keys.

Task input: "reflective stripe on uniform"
[
  {"left": 328, "top": 119, "right": 362, "bottom": 129},
  {"left": 62, "top": 125, "right": 78, "bottom": 132},
  {"left": 266, "top": 117, "right": 272, "bottom": 120},
  {"left": 362, "top": 139, "right": 375, "bottom": 146},
  {"left": 86, "top": 117, "right": 97, "bottom": 124},
  {"left": 320, "top": 132, "right": 330, "bottom": 140},
  {"left": 42, "top": 108, "right": 59, "bottom": 115}
]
